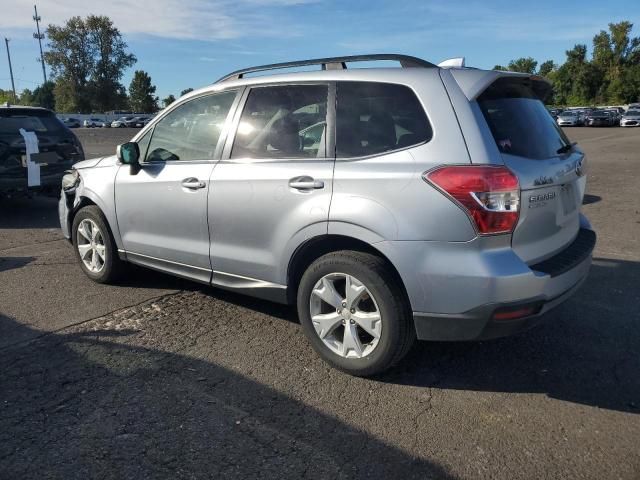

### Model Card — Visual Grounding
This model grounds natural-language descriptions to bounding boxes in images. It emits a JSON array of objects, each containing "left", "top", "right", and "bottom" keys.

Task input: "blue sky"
[{"left": 1, "top": 0, "right": 639, "bottom": 100}]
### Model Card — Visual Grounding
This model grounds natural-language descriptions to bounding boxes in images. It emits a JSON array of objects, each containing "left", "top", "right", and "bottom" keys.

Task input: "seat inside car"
[{"left": 268, "top": 115, "right": 302, "bottom": 156}]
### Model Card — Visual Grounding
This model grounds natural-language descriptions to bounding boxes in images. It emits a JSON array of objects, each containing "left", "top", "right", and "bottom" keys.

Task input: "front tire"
[
  {"left": 297, "top": 251, "right": 415, "bottom": 376},
  {"left": 72, "top": 205, "right": 124, "bottom": 284}
]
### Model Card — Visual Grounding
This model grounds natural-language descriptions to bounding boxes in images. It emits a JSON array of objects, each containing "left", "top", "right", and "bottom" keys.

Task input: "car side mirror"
[{"left": 117, "top": 142, "right": 140, "bottom": 166}]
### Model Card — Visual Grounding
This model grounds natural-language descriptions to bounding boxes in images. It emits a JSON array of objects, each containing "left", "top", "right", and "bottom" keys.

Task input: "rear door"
[
  {"left": 477, "top": 78, "right": 586, "bottom": 264},
  {"left": 209, "top": 83, "right": 334, "bottom": 289}
]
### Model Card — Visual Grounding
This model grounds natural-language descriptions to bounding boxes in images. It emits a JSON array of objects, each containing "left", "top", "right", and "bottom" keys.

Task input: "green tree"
[
  {"left": 507, "top": 57, "right": 538, "bottom": 74},
  {"left": 30, "top": 81, "right": 56, "bottom": 109},
  {"left": 492, "top": 65, "right": 507, "bottom": 71},
  {"left": 19, "top": 89, "right": 35, "bottom": 105},
  {"left": 44, "top": 15, "right": 135, "bottom": 112},
  {"left": 129, "top": 70, "right": 158, "bottom": 113},
  {"left": 538, "top": 60, "right": 555, "bottom": 78},
  {"left": 162, "top": 94, "right": 176, "bottom": 107},
  {"left": 180, "top": 88, "right": 194, "bottom": 96}
]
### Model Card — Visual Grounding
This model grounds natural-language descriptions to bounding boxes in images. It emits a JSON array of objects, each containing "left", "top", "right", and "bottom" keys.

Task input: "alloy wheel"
[
  {"left": 309, "top": 273, "right": 382, "bottom": 358},
  {"left": 76, "top": 219, "right": 106, "bottom": 273}
]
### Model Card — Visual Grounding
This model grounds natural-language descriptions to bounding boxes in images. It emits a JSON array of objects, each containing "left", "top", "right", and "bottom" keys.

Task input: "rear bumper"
[
  {"left": 413, "top": 273, "right": 587, "bottom": 341},
  {"left": 375, "top": 218, "right": 596, "bottom": 341}
]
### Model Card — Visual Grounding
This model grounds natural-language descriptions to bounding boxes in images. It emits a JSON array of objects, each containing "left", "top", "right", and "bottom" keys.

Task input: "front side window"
[
  {"left": 231, "top": 84, "right": 328, "bottom": 159},
  {"left": 145, "top": 90, "right": 237, "bottom": 162},
  {"left": 336, "top": 82, "right": 431, "bottom": 158}
]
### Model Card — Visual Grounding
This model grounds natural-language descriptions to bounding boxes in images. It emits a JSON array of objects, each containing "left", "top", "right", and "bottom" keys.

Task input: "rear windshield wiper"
[{"left": 557, "top": 142, "right": 577, "bottom": 154}]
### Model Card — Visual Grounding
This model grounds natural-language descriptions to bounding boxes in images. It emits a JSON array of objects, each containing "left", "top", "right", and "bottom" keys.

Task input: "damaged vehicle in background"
[{"left": 1, "top": 105, "right": 84, "bottom": 196}]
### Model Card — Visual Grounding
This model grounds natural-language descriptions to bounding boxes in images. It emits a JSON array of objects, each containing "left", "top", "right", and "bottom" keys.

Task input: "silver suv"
[{"left": 60, "top": 54, "right": 596, "bottom": 376}]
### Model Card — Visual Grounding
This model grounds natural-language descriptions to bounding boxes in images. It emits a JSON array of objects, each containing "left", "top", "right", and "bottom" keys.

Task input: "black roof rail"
[{"left": 215, "top": 54, "right": 436, "bottom": 83}]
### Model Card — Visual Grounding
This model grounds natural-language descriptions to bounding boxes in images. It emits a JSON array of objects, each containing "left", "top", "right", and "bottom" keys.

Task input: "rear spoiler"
[{"left": 449, "top": 69, "right": 553, "bottom": 102}]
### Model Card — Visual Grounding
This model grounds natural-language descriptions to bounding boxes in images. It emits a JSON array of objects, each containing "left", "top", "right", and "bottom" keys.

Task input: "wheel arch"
[
  {"left": 286, "top": 234, "right": 410, "bottom": 306},
  {"left": 68, "top": 196, "right": 122, "bottom": 254}
]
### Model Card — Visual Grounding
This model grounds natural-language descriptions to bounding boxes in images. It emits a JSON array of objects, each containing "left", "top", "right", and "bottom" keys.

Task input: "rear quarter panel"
[{"left": 329, "top": 73, "right": 476, "bottom": 241}]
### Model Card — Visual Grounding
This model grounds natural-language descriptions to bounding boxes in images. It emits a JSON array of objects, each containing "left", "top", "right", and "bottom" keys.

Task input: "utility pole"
[
  {"left": 33, "top": 4, "right": 47, "bottom": 83},
  {"left": 4, "top": 38, "right": 17, "bottom": 103}
]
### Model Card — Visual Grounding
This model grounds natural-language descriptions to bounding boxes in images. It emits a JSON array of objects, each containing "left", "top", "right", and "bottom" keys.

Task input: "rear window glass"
[
  {"left": 336, "top": 82, "right": 431, "bottom": 158},
  {"left": 478, "top": 78, "right": 571, "bottom": 159},
  {"left": 0, "top": 110, "right": 64, "bottom": 135}
]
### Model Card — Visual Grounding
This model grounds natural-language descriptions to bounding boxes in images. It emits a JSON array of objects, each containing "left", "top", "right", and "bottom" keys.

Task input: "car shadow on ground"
[
  {"left": 0, "top": 256, "right": 35, "bottom": 273},
  {"left": 152, "top": 255, "right": 640, "bottom": 416},
  {"left": 0, "top": 195, "right": 61, "bottom": 229},
  {"left": 378, "top": 257, "right": 640, "bottom": 414},
  {"left": 0, "top": 317, "right": 452, "bottom": 479},
  {"left": 112, "top": 255, "right": 640, "bottom": 416}
]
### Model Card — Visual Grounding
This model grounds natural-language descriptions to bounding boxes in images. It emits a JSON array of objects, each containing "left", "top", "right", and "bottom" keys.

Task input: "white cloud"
[{"left": 0, "top": 0, "right": 315, "bottom": 40}]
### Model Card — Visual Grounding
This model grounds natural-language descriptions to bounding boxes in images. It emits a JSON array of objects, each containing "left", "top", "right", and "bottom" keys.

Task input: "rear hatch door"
[{"left": 477, "top": 77, "right": 585, "bottom": 264}]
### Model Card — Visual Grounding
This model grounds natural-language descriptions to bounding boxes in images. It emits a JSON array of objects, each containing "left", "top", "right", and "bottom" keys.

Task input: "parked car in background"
[
  {"left": 604, "top": 109, "right": 621, "bottom": 125},
  {"left": 585, "top": 110, "right": 615, "bottom": 127},
  {"left": 83, "top": 118, "right": 104, "bottom": 128},
  {"left": 111, "top": 116, "right": 135, "bottom": 128},
  {"left": 621, "top": 109, "right": 640, "bottom": 127},
  {"left": 99, "top": 120, "right": 111, "bottom": 128},
  {"left": 60, "top": 54, "right": 595, "bottom": 376},
  {"left": 125, "top": 116, "right": 149, "bottom": 128},
  {"left": 62, "top": 117, "right": 81, "bottom": 128},
  {"left": 1, "top": 105, "right": 84, "bottom": 196},
  {"left": 556, "top": 111, "right": 581, "bottom": 126},
  {"left": 548, "top": 108, "right": 562, "bottom": 119}
]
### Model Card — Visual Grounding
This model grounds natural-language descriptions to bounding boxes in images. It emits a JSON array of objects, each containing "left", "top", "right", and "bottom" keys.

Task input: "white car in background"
[
  {"left": 621, "top": 109, "right": 640, "bottom": 127},
  {"left": 83, "top": 118, "right": 104, "bottom": 128},
  {"left": 111, "top": 116, "right": 135, "bottom": 128}
]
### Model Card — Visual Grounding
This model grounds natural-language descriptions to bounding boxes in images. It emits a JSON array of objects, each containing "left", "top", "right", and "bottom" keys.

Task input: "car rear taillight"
[{"left": 423, "top": 165, "right": 520, "bottom": 235}]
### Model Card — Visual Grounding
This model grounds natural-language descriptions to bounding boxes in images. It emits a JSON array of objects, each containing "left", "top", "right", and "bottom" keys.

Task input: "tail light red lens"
[{"left": 424, "top": 165, "right": 520, "bottom": 235}]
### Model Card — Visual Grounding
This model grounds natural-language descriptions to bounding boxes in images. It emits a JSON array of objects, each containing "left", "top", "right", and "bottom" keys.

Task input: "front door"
[
  {"left": 209, "top": 83, "right": 334, "bottom": 292},
  {"left": 115, "top": 89, "right": 239, "bottom": 282}
]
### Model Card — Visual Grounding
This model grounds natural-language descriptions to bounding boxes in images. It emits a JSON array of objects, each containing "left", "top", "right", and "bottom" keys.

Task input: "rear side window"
[
  {"left": 478, "top": 78, "right": 571, "bottom": 159},
  {"left": 231, "top": 84, "right": 328, "bottom": 159},
  {"left": 0, "top": 110, "right": 64, "bottom": 134},
  {"left": 336, "top": 82, "right": 431, "bottom": 158}
]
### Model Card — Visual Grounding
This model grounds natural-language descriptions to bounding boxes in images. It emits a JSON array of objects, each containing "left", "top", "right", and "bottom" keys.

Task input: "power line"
[{"left": 33, "top": 4, "right": 47, "bottom": 84}]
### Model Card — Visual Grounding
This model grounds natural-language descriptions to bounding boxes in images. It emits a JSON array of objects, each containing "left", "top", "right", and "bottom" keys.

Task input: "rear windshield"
[
  {"left": 0, "top": 110, "right": 64, "bottom": 135},
  {"left": 478, "top": 78, "right": 571, "bottom": 159}
]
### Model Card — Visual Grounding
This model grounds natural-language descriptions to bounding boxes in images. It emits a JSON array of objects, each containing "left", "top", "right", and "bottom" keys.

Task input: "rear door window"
[
  {"left": 336, "top": 82, "right": 431, "bottom": 158},
  {"left": 478, "top": 78, "right": 571, "bottom": 159},
  {"left": 231, "top": 84, "right": 329, "bottom": 159}
]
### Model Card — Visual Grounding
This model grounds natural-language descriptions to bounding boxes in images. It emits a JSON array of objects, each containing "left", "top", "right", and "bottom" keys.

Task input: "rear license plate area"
[{"left": 560, "top": 183, "right": 576, "bottom": 215}]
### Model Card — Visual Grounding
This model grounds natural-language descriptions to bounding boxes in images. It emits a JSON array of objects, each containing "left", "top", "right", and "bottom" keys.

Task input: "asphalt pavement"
[{"left": 0, "top": 127, "right": 638, "bottom": 479}]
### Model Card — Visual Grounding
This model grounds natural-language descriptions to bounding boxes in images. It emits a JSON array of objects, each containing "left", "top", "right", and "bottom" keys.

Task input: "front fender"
[{"left": 60, "top": 165, "right": 122, "bottom": 249}]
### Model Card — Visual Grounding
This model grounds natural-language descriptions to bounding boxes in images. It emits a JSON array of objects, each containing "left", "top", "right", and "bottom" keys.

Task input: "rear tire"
[
  {"left": 72, "top": 205, "right": 124, "bottom": 284},
  {"left": 297, "top": 251, "right": 415, "bottom": 376}
]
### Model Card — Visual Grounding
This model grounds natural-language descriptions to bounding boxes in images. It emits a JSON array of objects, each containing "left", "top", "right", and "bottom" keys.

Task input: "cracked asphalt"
[{"left": 1, "top": 127, "right": 639, "bottom": 479}]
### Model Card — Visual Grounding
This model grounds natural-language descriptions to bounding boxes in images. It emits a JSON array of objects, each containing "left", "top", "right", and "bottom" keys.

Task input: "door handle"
[
  {"left": 288, "top": 176, "right": 324, "bottom": 190},
  {"left": 181, "top": 177, "right": 206, "bottom": 189}
]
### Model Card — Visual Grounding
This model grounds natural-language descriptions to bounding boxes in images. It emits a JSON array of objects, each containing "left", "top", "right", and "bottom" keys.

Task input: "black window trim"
[
  {"left": 220, "top": 81, "right": 335, "bottom": 163},
  {"left": 135, "top": 87, "right": 243, "bottom": 165},
  {"left": 334, "top": 80, "right": 433, "bottom": 161}
]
